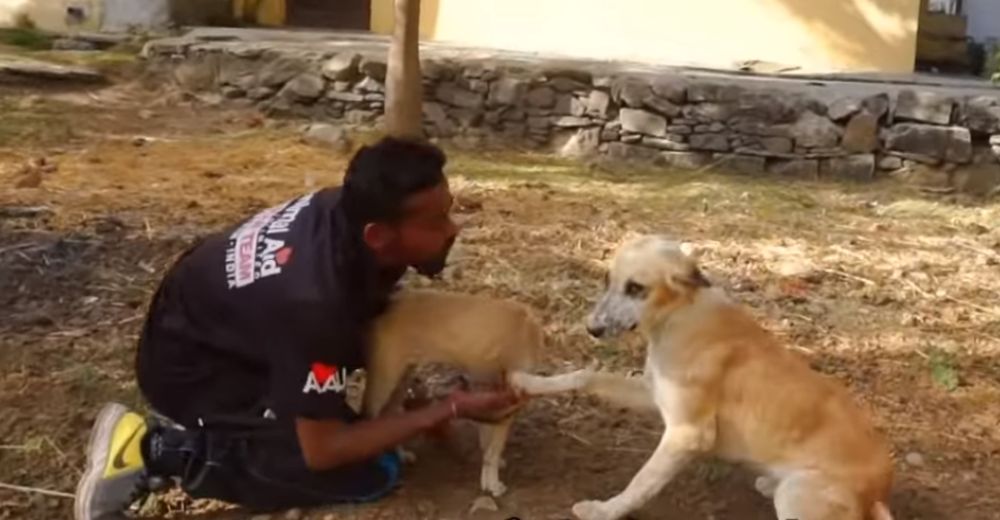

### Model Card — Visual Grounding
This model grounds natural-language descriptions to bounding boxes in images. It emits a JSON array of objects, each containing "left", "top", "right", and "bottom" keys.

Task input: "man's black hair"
[{"left": 341, "top": 137, "right": 447, "bottom": 224}]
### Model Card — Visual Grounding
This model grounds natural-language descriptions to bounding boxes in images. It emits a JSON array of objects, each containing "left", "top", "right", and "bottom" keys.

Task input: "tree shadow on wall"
[{"left": 765, "top": 0, "right": 921, "bottom": 71}]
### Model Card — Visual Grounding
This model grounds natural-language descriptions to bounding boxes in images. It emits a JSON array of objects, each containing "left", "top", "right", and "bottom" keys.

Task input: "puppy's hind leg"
[
  {"left": 478, "top": 416, "right": 515, "bottom": 497},
  {"left": 772, "top": 473, "right": 862, "bottom": 520}
]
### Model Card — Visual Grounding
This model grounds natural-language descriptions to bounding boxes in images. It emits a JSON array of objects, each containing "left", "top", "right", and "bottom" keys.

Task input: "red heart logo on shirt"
[
  {"left": 311, "top": 362, "right": 337, "bottom": 384},
  {"left": 276, "top": 247, "right": 293, "bottom": 266}
]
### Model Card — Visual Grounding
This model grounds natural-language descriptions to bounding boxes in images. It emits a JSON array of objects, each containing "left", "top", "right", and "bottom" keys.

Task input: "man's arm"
[
  {"left": 295, "top": 388, "right": 519, "bottom": 471},
  {"left": 295, "top": 400, "right": 450, "bottom": 470}
]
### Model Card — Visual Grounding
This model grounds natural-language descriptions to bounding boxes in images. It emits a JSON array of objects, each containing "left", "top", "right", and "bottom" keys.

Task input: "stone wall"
[{"left": 153, "top": 43, "right": 1000, "bottom": 193}]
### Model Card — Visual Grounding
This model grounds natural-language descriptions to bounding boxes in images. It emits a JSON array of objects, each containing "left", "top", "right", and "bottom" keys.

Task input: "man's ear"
[{"left": 363, "top": 222, "right": 394, "bottom": 252}]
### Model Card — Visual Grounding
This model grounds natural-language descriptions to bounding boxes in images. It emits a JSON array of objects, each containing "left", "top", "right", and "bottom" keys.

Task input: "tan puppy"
[
  {"left": 512, "top": 235, "right": 894, "bottom": 520},
  {"left": 363, "top": 288, "right": 542, "bottom": 497}
]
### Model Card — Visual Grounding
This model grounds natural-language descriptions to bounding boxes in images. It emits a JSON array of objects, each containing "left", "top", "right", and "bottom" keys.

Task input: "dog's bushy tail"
[{"left": 870, "top": 502, "right": 893, "bottom": 520}]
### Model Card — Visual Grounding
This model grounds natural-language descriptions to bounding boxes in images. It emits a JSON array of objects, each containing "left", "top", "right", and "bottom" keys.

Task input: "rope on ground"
[{"left": 0, "top": 480, "right": 75, "bottom": 499}]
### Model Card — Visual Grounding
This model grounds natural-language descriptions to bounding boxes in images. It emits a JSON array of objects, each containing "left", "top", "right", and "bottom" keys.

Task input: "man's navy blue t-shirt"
[{"left": 140, "top": 187, "right": 402, "bottom": 423}]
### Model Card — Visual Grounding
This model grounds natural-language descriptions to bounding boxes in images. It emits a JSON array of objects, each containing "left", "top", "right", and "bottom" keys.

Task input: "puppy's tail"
[{"left": 870, "top": 502, "right": 893, "bottom": 520}]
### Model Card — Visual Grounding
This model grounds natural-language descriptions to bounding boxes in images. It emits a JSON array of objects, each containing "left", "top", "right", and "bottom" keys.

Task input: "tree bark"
[{"left": 384, "top": 0, "right": 424, "bottom": 140}]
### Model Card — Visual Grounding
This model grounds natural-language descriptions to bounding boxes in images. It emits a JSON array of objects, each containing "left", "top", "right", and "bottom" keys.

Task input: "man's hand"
[{"left": 446, "top": 385, "right": 523, "bottom": 423}]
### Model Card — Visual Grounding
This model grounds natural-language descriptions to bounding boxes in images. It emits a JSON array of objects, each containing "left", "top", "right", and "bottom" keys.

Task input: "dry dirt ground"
[{"left": 2, "top": 68, "right": 1000, "bottom": 520}]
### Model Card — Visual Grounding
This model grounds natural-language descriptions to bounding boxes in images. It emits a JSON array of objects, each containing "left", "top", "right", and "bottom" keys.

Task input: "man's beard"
[{"left": 414, "top": 237, "right": 456, "bottom": 278}]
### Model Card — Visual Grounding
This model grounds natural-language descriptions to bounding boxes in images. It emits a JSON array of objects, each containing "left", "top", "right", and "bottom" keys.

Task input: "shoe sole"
[{"left": 74, "top": 402, "right": 128, "bottom": 520}]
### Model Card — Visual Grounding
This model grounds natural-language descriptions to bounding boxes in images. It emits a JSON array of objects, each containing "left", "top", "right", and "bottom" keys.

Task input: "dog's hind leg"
[
  {"left": 478, "top": 416, "right": 515, "bottom": 497},
  {"left": 772, "top": 473, "right": 862, "bottom": 520},
  {"left": 511, "top": 370, "right": 657, "bottom": 412}
]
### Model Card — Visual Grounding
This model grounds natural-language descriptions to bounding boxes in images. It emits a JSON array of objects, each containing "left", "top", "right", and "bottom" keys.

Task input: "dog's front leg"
[{"left": 573, "top": 423, "right": 711, "bottom": 520}]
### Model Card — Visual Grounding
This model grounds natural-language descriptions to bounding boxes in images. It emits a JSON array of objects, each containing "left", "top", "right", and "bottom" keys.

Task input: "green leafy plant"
[
  {"left": 927, "top": 348, "right": 960, "bottom": 392},
  {"left": 0, "top": 27, "right": 53, "bottom": 50}
]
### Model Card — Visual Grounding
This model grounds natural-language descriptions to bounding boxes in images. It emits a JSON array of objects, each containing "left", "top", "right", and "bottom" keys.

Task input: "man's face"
[{"left": 366, "top": 180, "right": 459, "bottom": 277}]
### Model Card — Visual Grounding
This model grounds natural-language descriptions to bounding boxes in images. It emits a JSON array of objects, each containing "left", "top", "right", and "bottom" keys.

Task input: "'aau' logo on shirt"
[{"left": 303, "top": 362, "right": 348, "bottom": 394}]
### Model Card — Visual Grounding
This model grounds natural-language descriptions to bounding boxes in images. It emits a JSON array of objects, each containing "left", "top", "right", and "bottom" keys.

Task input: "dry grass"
[{"left": 1, "top": 83, "right": 999, "bottom": 519}]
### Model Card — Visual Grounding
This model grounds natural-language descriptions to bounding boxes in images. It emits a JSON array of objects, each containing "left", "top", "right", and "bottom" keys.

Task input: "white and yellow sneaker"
[{"left": 74, "top": 403, "right": 152, "bottom": 520}]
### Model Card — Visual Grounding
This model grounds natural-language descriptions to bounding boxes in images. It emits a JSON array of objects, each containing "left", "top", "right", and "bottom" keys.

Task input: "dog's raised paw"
[
  {"left": 481, "top": 475, "right": 507, "bottom": 497},
  {"left": 572, "top": 500, "right": 613, "bottom": 520}
]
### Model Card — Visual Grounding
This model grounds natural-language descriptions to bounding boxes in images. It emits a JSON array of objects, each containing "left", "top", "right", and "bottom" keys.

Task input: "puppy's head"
[{"left": 586, "top": 235, "right": 710, "bottom": 339}]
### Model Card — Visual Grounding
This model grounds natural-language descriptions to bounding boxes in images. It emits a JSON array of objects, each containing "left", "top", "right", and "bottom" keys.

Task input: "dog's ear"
[
  {"left": 672, "top": 266, "right": 711, "bottom": 290},
  {"left": 679, "top": 241, "right": 702, "bottom": 260}
]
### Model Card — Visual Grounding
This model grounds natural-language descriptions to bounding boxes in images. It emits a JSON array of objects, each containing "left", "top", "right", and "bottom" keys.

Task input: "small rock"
[
  {"left": 643, "top": 96, "right": 681, "bottom": 118},
  {"left": 326, "top": 91, "right": 364, "bottom": 103},
  {"left": 612, "top": 78, "right": 651, "bottom": 108},
  {"left": 553, "top": 116, "right": 592, "bottom": 128},
  {"left": 527, "top": 114, "right": 551, "bottom": 129},
  {"left": 436, "top": 82, "right": 484, "bottom": 109},
  {"left": 560, "top": 127, "right": 601, "bottom": 158},
  {"left": 684, "top": 102, "right": 734, "bottom": 122},
  {"left": 345, "top": 109, "right": 376, "bottom": 125},
  {"left": 322, "top": 53, "right": 361, "bottom": 81},
  {"left": 688, "top": 82, "right": 743, "bottom": 103},
  {"left": 501, "top": 107, "right": 526, "bottom": 121},
  {"left": 555, "top": 94, "right": 587, "bottom": 117},
  {"left": 284, "top": 509, "right": 303, "bottom": 520},
  {"left": 356, "top": 76, "right": 384, "bottom": 93},
  {"left": 221, "top": 85, "right": 245, "bottom": 99},
  {"left": 138, "top": 109, "right": 155, "bottom": 120},
  {"left": 257, "top": 57, "right": 309, "bottom": 88},
  {"left": 827, "top": 97, "right": 861, "bottom": 121},
  {"left": 651, "top": 77, "right": 687, "bottom": 104},
  {"left": 525, "top": 86, "right": 557, "bottom": 108},
  {"left": 861, "top": 93, "right": 891, "bottom": 120},
  {"left": 488, "top": 77, "right": 527, "bottom": 107},
  {"left": 841, "top": 112, "right": 879, "bottom": 153},
  {"left": 247, "top": 87, "right": 275, "bottom": 100},
  {"left": 792, "top": 111, "right": 842, "bottom": 148},
  {"left": 250, "top": 515, "right": 270, "bottom": 520},
  {"left": 895, "top": 90, "right": 954, "bottom": 126},
  {"left": 359, "top": 57, "right": 387, "bottom": 81},
  {"left": 959, "top": 96, "right": 1000, "bottom": 134},
  {"left": 605, "top": 142, "right": 661, "bottom": 162},
  {"left": 822, "top": 154, "right": 876, "bottom": 181},
  {"left": 885, "top": 123, "right": 972, "bottom": 164},
  {"left": 905, "top": 452, "right": 925, "bottom": 467},
  {"left": 587, "top": 90, "right": 611, "bottom": 119},
  {"left": 689, "top": 133, "right": 729, "bottom": 152},
  {"left": 549, "top": 76, "right": 587, "bottom": 92},
  {"left": 642, "top": 135, "right": 689, "bottom": 151},
  {"left": 620, "top": 108, "right": 667, "bottom": 137},
  {"left": 952, "top": 163, "right": 1000, "bottom": 196},
  {"left": 878, "top": 155, "right": 903, "bottom": 171},
  {"left": 469, "top": 495, "right": 499, "bottom": 514},
  {"left": 53, "top": 38, "right": 97, "bottom": 51},
  {"left": 761, "top": 136, "right": 794, "bottom": 154},
  {"left": 280, "top": 73, "right": 325, "bottom": 101},
  {"left": 303, "top": 123, "right": 351, "bottom": 152},
  {"left": 667, "top": 124, "right": 692, "bottom": 135}
]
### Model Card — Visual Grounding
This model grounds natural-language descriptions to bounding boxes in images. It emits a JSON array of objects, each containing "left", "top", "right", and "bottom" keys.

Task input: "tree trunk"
[{"left": 384, "top": 0, "right": 424, "bottom": 140}]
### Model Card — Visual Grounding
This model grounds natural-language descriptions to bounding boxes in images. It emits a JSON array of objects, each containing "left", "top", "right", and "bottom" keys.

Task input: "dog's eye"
[{"left": 624, "top": 280, "right": 646, "bottom": 298}]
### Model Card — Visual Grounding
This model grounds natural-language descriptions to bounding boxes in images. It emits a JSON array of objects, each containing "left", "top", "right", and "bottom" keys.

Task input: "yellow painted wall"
[
  {"left": 232, "top": 0, "right": 286, "bottom": 27},
  {"left": 371, "top": 0, "right": 921, "bottom": 73}
]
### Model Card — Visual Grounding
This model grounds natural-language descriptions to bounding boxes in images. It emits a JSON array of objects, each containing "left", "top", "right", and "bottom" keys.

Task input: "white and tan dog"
[
  {"left": 513, "top": 235, "right": 894, "bottom": 520},
  {"left": 363, "top": 288, "right": 542, "bottom": 497}
]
